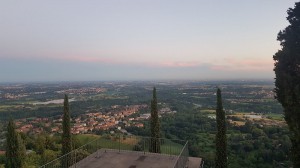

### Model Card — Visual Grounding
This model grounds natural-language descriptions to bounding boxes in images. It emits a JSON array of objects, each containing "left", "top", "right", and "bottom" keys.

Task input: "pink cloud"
[
  {"left": 211, "top": 58, "right": 273, "bottom": 71},
  {"left": 159, "top": 61, "right": 201, "bottom": 68},
  {"left": 211, "top": 65, "right": 230, "bottom": 71},
  {"left": 45, "top": 55, "right": 125, "bottom": 65},
  {"left": 53, "top": 55, "right": 204, "bottom": 68},
  {"left": 66, "top": 56, "right": 116, "bottom": 64},
  {"left": 13, "top": 53, "right": 273, "bottom": 72}
]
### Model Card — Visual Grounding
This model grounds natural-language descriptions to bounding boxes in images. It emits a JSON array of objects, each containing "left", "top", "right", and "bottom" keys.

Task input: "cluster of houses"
[
  {"left": 71, "top": 105, "right": 147, "bottom": 134},
  {"left": 15, "top": 105, "right": 148, "bottom": 135},
  {"left": 2, "top": 93, "right": 29, "bottom": 100},
  {"left": 15, "top": 103, "right": 177, "bottom": 135},
  {"left": 16, "top": 118, "right": 49, "bottom": 134}
]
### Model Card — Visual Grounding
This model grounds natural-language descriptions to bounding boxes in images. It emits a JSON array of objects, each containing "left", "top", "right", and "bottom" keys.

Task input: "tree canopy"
[
  {"left": 61, "top": 95, "right": 72, "bottom": 167},
  {"left": 150, "top": 87, "right": 161, "bottom": 153},
  {"left": 273, "top": 2, "right": 300, "bottom": 167},
  {"left": 5, "top": 119, "right": 26, "bottom": 168},
  {"left": 215, "top": 88, "right": 227, "bottom": 168}
]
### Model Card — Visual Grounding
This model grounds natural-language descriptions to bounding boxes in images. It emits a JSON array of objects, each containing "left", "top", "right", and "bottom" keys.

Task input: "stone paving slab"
[
  {"left": 187, "top": 157, "right": 202, "bottom": 168},
  {"left": 74, "top": 149, "right": 178, "bottom": 168}
]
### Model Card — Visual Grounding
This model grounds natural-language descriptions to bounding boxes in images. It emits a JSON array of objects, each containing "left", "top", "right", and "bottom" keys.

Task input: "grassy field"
[
  {"left": 191, "top": 96, "right": 207, "bottom": 99},
  {"left": 0, "top": 102, "right": 60, "bottom": 112},
  {"left": 0, "top": 105, "right": 12, "bottom": 112},
  {"left": 261, "top": 98, "right": 276, "bottom": 103},
  {"left": 201, "top": 109, "right": 215, "bottom": 114},
  {"left": 75, "top": 134, "right": 100, "bottom": 145},
  {"left": 91, "top": 94, "right": 128, "bottom": 100},
  {"left": 229, "top": 121, "right": 246, "bottom": 126},
  {"left": 265, "top": 113, "right": 284, "bottom": 121},
  {"left": 96, "top": 136, "right": 137, "bottom": 151}
]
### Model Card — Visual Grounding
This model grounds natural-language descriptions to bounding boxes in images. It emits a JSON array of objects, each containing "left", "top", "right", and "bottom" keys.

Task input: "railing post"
[
  {"left": 169, "top": 140, "right": 171, "bottom": 157},
  {"left": 143, "top": 138, "right": 145, "bottom": 155},
  {"left": 118, "top": 134, "right": 121, "bottom": 153},
  {"left": 96, "top": 139, "right": 99, "bottom": 158},
  {"left": 74, "top": 149, "right": 77, "bottom": 168}
]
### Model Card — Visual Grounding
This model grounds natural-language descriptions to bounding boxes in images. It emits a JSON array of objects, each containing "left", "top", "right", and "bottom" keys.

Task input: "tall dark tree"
[
  {"left": 273, "top": 2, "right": 300, "bottom": 167},
  {"left": 5, "top": 119, "right": 26, "bottom": 168},
  {"left": 150, "top": 87, "right": 161, "bottom": 153},
  {"left": 61, "top": 94, "right": 72, "bottom": 167},
  {"left": 215, "top": 88, "right": 227, "bottom": 168}
]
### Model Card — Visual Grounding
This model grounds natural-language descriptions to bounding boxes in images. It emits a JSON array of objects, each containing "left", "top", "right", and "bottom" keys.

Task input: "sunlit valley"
[
  {"left": 1, "top": 1, "right": 299, "bottom": 168},
  {"left": 0, "top": 80, "right": 291, "bottom": 167}
]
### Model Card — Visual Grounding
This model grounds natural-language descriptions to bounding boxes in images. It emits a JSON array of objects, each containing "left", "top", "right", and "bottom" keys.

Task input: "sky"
[{"left": 0, "top": 1, "right": 297, "bottom": 82}]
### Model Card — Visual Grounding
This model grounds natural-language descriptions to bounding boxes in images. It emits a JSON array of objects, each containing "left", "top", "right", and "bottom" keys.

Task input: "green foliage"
[
  {"left": 215, "top": 89, "right": 227, "bottom": 168},
  {"left": 24, "top": 151, "right": 41, "bottom": 167},
  {"left": 150, "top": 87, "right": 161, "bottom": 153},
  {"left": 41, "top": 150, "right": 58, "bottom": 165},
  {"left": 5, "top": 119, "right": 26, "bottom": 168},
  {"left": 0, "top": 82, "right": 294, "bottom": 167},
  {"left": 0, "top": 155, "right": 5, "bottom": 165},
  {"left": 158, "top": 94, "right": 291, "bottom": 167},
  {"left": 74, "top": 149, "right": 90, "bottom": 161},
  {"left": 72, "top": 136, "right": 83, "bottom": 149},
  {"left": 61, "top": 95, "right": 72, "bottom": 167},
  {"left": 273, "top": 2, "right": 300, "bottom": 167},
  {"left": 11, "top": 134, "right": 68, "bottom": 167},
  {"left": 35, "top": 135, "right": 46, "bottom": 155}
]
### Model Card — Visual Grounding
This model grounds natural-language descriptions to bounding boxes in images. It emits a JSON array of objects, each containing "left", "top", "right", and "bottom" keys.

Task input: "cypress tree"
[
  {"left": 150, "top": 87, "right": 161, "bottom": 153},
  {"left": 273, "top": 2, "right": 300, "bottom": 167},
  {"left": 61, "top": 94, "right": 72, "bottom": 167},
  {"left": 215, "top": 88, "right": 227, "bottom": 168},
  {"left": 5, "top": 119, "right": 26, "bottom": 168}
]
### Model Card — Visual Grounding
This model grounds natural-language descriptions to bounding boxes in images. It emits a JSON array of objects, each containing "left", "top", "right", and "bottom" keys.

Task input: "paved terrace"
[
  {"left": 74, "top": 149, "right": 202, "bottom": 168},
  {"left": 41, "top": 136, "right": 202, "bottom": 168}
]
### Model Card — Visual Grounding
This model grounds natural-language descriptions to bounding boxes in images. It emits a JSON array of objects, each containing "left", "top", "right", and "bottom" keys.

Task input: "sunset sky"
[{"left": 0, "top": 1, "right": 296, "bottom": 82}]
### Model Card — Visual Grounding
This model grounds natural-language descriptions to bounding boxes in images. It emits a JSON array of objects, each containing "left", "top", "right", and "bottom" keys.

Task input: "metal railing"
[
  {"left": 40, "top": 135, "right": 188, "bottom": 168},
  {"left": 40, "top": 137, "right": 99, "bottom": 168},
  {"left": 173, "top": 141, "right": 189, "bottom": 168}
]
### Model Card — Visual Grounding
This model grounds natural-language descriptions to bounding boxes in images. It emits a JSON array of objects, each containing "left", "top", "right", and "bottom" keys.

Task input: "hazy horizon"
[
  {"left": 0, "top": 1, "right": 296, "bottom": 82},
  {"left": 0, "top": 78, "right": 275, "bottom": 85}
]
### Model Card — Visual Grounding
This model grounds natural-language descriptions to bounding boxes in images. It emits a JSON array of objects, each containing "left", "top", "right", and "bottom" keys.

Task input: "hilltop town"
[{"left": 14, "top": 104, "right": 177, "bottom": 136}]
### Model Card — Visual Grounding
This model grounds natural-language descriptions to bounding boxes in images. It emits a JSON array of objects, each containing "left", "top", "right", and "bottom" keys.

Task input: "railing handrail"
[{"left": 172, "top": 141, "right": 189, "bottom": 168}]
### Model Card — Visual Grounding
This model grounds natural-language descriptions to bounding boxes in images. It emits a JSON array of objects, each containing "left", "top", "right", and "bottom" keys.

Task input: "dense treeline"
[
  {"left": 0, "top": 132, "right": 83, "bottom": 167},
  {"left": 125, "top": 105, "right": 291, "bottom": 168},
  {"left": 0, "top": 111, "right": 292, "bottom": 167}
]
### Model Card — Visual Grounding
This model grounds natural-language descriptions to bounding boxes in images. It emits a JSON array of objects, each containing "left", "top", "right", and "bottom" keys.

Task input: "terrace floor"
[{"left": 73, "top": 149, "right": 202, "bottom": 168}]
